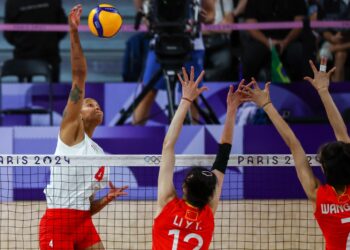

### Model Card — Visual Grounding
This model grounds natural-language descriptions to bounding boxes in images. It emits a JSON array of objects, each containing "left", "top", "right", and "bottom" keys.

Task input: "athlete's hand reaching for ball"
[{"left": 69, "top": 4, "right": 83, "bottom": 31}]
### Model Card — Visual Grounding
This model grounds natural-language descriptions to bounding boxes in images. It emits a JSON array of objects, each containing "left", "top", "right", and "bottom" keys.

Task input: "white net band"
[{"left": 0, "top": 154, "right": 319, "bottom": 167}]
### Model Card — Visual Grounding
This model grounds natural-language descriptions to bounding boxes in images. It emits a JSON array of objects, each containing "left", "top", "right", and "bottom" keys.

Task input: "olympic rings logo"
[{"left": 144, "top": 156, "right": 161, "bottom": 165}]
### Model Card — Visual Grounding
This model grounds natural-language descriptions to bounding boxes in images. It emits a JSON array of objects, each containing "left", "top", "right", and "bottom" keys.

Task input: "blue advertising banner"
[{"left": 1, "top": 82, "right": 349, "bottom": 201}]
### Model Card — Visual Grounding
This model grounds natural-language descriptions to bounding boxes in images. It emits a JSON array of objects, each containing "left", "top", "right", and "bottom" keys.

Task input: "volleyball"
[{"left": 88, "top": 4, "right": 123, "bottom": 38}]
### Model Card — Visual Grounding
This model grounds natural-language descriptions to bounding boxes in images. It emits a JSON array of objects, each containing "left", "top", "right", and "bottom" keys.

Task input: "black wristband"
[
  {"left": 211, "top": 143, "right": 232, "bottom": 174},
  {"left": 261, "top": 101, "right": 272, "bottom": 109}
]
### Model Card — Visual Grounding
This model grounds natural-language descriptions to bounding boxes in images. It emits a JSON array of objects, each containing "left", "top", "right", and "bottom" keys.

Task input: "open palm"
[
  {"left": 177, "top": 66, "right": 208, "bottom": 101},
  {"left": 304, "top": 60, "right": 336, "bottom": 91}
]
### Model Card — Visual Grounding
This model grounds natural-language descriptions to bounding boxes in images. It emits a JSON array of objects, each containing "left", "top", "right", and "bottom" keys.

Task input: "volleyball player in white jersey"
[{"left": 39, "top": 5, "right": 128, "bottom": 250}]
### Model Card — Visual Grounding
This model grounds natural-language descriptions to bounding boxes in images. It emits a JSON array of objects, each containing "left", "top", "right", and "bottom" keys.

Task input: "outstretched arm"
[
  {"left": 157, "top": 67, "right": 207, "bottom": 212},
  {"left": 210, "top": 80, "right": 246, "bottom": 214},
  {"left": 60, "top": 4, "right": 87, "bottom": 146},
  {"left": 304, "top": 60, "right": 350, "bottom": 143},
  {"left": 243, "top": 80, "right": 320, "bottom": 202}
]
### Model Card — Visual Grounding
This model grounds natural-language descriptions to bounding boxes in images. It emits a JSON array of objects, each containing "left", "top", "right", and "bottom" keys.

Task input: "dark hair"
[
  {"left": 317, "top": 141, "right": 350, "bottom": 187},
  {"left": 183, "top": 167, "right": 217, "bottom": 209}
]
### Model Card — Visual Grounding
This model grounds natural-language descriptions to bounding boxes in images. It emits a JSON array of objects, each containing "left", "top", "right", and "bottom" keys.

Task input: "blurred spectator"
[
  {"left": 132, "top": 0, "right": 215, "bottom": 125},
  {"left": 306, "top": 0, "right": 323, "bottom": 20},
  {"left": 203, "top": 0, "right": 247, "bottom": 82},
  {"left": 301, "top": 0, "right": 324, "bottom": 69},
  {"left": 319, "top": 0, "right": 350, "bottom": 82},
  {"left": 4, "top": 0, "right": 67, "bottom": 83},
  {"left": 122, "top": 0, "right": 151, "bottom": 82},
  {"left": 242, "top": 0, "right": 308, "bottom": 82},
  {"left": 122, "top": 33, "right": 150, "bottom": 82}
]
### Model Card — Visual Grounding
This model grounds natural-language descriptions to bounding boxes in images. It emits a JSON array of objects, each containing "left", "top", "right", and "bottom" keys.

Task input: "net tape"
[{"left": 0, "top": 154, "right": 319, "bottom": 167}]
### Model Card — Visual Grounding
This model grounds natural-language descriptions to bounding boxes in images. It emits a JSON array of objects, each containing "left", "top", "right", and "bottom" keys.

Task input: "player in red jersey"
[
  {"left": 242, "top": 60, "right": 350, "bottom": 250},
  {"left": 152, "top": 66, "right": 247, "bottom": 250}
]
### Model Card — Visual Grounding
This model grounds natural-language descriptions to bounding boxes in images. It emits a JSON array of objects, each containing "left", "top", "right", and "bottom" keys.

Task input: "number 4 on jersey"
[{"left": 94, "top": 166, "right": 105, "bottom": 181}]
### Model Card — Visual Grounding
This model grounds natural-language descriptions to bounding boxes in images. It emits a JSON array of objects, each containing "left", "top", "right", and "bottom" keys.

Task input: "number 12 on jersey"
[{"left": 169, "top": 229, "right": 203, "bottom": 250}]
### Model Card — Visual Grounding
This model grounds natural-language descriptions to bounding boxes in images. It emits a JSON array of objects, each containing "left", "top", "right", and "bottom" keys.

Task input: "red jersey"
[
  {"left": 314, "top": 184, "right": 350, "bottom": 250},
  {"left": 153, "top": 197, "right": 214, "bottom": 250}
]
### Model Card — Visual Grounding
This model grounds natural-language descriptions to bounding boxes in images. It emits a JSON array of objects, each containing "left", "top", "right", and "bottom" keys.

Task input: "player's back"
[
  {"left": 314, "top": 184, "right": 350, "bottom": 250},
  {"left": 152, "top": 197, "right": 214, "bottom": 250}
]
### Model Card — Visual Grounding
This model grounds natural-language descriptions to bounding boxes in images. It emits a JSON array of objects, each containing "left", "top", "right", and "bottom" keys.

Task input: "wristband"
[
  {"left": 211, "top": 143, "right": 232, "bottom": 174},
  {"left": 182, "top": 97, "right": 192, "bottom": 103},
  {"left": 261, "top": 101, "right": 272, "bottom": 109}
]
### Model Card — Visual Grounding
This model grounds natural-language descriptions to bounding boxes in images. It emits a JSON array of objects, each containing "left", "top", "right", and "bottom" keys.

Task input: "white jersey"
[
  {"left": 214, "top": 0, "right": 234, "bottom": 24},
  {"left": 44, "top": 134, "right": 109, "bottom": 211}
]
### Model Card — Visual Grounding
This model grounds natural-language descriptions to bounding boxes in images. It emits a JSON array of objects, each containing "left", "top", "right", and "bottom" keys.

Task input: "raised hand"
[
  {"left": 241, "top": 78, "right": 271, "bottom": 108},
  {"left": 69, "top": 4, "right": 83, "bottom": 31},
  {"left": 106, "top": 181, "right": 128, "bottom": 202},
  {"left": 304, "top": 60, "right": 336, "bottom": 92},
  {"left": 177, "top": 66, "right": 208, "bottom": 102},
  {"left": 227, "top": 79, "right": 247, "bottom": 111}
]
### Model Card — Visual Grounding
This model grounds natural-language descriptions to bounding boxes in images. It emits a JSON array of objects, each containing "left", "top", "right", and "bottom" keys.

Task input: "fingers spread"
[
  {"left": 198, "top": 86, "right": 208, "bottom": 95},
  {"left": 309, "top": 60, "right": 317, "bottom": 74},
  {"left": 242, "top": 85, "right": 253, "bottom": 94},
  {"left": 251, "top": 77, "right": 260, "bottom": 90},
  {"left": 190, "top": 66, "right": 194, "bottom": 82},
  {"left": 245, "top": 81, "right": 254, "bottom": 89},
  {"left": 228, "top": 85, "right": 234, "bottom": 95},
  {"left": 109, "top": 181, "right": 116, "bottom": 189},
  {"left": 237, "top": 79, "right": 245, "bottom": 89},
  {"left": 177, "top": 73, "right": 185, "bottom": 85},
  {"left": 328, "top": 66, "right": 336, "bottom": 76},
  {"left": 182, "top": 67, "right": 189, "bottom": 82},
  {"left": 194, "top": 70, "right": 205, "bottom": 87}
]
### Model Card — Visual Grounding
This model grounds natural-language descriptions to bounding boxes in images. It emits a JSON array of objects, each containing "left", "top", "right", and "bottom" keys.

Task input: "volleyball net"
[{"left": 0, "top": 154, "right": 324, "bottom": 249}]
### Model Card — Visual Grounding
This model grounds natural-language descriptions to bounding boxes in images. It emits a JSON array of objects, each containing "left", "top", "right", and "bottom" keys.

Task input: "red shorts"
[{"left": 39, "top": 209, "right": 101, "bottom": 250}]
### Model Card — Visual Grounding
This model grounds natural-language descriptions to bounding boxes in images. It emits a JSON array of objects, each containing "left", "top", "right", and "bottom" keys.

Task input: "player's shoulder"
[
  {"left": 164, "top": 197, "right": 181, "bottom": 209},
  {"left": 202, "top": 203, "right": 214, "bottom": 218},
  {"left": 317, "top": 183, "right": 331, "bottom": 192},
  {"left": 59, "top": 119, "right": 85, "bottom": 146}
]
